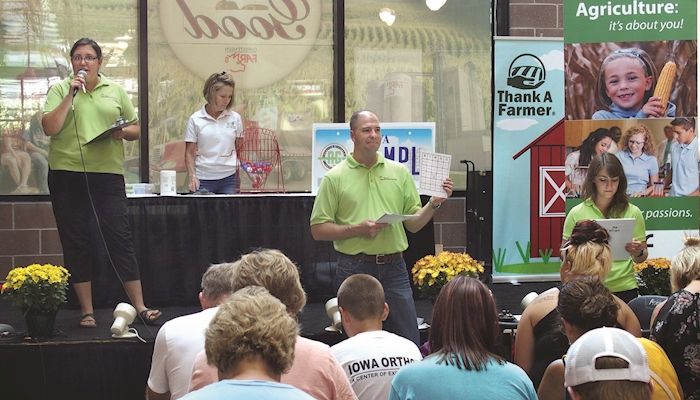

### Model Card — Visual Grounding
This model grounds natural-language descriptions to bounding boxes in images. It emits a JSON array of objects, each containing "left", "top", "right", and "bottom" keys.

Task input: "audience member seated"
[
  {"left": 188, "top": 249, "right": 357, "bottom": 400},
  {"left": 514, "top": 220, "right": 641, "bottom": 389},
  {"left": 538, "top": 278, "right": 682, "bottom": 400},
  {"left": 389, "top": 276, "right": 537, "bottom": 400},
  {"left": 651, "top": 236, "right": 700, "bottom": 399},
  {"left": 638, "top": 339, "right": 684, "bottom": 400},
  {"left": 331, "top": 274, "right": 422, "bottom": 400},
  {"left": 564, "top": 327, "right": 653, "bottom": 400},
  {"left": 179, "top": 286, "right": 313, "bottom": 400},
  {"left": 23, "top": 111, "right": 49, "bottom": 193},
  {"left": 1, "top": 132, "right": 33, "bottom": 193},
  {"left": 147, "top": 263, "right": 238, "bottom": 400}
]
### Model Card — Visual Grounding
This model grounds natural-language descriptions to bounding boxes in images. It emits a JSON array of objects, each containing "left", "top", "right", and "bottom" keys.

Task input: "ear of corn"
[{"left": 653, "top": 61, "right": 677, "bottom": 111}]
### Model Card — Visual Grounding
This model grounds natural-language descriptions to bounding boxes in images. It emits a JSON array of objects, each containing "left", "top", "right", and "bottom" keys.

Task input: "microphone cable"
[{"left": 69, "top": 88, "right": 157, "bottom": 337}]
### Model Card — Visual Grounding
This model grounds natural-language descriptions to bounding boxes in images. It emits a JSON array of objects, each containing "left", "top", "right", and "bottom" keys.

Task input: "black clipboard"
[{"left": 83, "top": 119, "right": 137, "bottom": 145}]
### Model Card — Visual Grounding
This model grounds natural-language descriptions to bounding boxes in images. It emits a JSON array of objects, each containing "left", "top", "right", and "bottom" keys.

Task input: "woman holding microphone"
[{"left": 41, "top": 37, "right": 160, "bottom": 328}]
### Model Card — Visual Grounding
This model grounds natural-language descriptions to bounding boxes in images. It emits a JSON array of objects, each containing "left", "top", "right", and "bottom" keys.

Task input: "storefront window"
[
  {"left": 0, "top": 0, "right": 490, "bottom": 196},
  {"left": 147, "top": 0, "right": 334, "bottom": 192},
  {"left": 345, "top": 0, "right": 492, "bottom": 189},
  {"left": 0, "top": 0, "right": 139, "bottom": 195}
]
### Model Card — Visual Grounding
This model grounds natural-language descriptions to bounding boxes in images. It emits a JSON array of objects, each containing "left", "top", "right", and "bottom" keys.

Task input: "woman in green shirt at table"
[{"left": 562, "top": 152, "right": 648, "bottom": 303}]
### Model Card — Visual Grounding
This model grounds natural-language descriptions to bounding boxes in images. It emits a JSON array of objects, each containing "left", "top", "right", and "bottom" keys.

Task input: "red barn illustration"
[{"left": 512, "top": 119, "right": 566, "bottom": 257}]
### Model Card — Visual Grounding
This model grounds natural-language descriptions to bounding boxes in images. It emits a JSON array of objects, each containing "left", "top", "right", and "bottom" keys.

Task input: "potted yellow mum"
[
  {"left": 634, "top": 258, "right": 671, "bottom": 296},
  {"left": 412, "top": 251, "right": 484, "bottom": 301},
  {"left": 1, "top": 264, "right": 70, "bottom": 338}
]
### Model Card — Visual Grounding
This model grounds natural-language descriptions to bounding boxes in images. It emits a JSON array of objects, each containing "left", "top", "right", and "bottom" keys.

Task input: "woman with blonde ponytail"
[{"left": 514, "top": 220, "right": 641, "bottom": 390}]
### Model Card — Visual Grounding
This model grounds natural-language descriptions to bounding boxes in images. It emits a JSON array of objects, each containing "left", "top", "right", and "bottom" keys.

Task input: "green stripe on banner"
[
  {"left": 498, "top": 262, "right": 561, "bottom": 274},
  {"left": 566, "top": 197, "right": 699, "bottom": 230},
  {"left": 564, "top": 1, "right": 697, "bottom": 43}
]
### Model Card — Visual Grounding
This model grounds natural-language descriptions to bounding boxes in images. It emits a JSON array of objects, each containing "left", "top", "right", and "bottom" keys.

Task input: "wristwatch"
[{"left": 430, "top": 199, "right": 442, "bottom": 210}]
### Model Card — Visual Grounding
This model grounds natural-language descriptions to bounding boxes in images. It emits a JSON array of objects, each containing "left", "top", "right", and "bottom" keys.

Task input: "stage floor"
[
  {"left": 0, "top": 300, "right": 432, "bottom": 400},
  {"left": 0, "top": 300, "right": 433, "bottom": 345}
]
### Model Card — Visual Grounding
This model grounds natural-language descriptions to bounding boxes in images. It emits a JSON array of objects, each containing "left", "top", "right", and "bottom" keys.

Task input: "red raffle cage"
[{"left": 236, "top": 127, "right": 285, "bottom": 193}]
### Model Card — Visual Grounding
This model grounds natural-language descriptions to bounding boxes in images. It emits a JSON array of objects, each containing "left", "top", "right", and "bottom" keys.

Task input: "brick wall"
[
  {"left": 509, "top": 0, "right": 563, "bottom": 37},
  {"left": 0, "top": 202, "right": 63, "bottom": 279}
]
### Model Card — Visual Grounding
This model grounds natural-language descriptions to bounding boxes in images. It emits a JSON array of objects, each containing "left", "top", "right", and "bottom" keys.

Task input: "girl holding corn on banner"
[{"left": 593, "top": 48, "right": 676, "bottom": 120}]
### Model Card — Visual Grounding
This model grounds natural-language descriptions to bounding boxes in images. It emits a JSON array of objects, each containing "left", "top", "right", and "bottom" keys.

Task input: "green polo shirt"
[
  {"left": 44, "top": 73, "right": 137, "bottom": 175},
  {"left": 562, "top": 198, "right": 646, "bottom": 293},
  {"left": 310, "top": 153, "right": 422, "bottom": 255}
]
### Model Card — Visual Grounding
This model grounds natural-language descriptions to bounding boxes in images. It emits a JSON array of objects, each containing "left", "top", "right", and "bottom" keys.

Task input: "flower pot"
[{"left": 24, "top": 309, "right": 58, "bottom": 338}]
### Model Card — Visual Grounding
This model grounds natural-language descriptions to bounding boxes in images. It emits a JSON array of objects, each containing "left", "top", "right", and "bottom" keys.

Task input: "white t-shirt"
[
  {"left": 147, "top": 307, "right": 219, "bottom": 399},
  {"left": 564, "top": 150, "right": 587, "bottom": 190},
  {"left": 184, "top": 106, "right": 244, "bottom": 180},
  {"left": 331, "top": 330, "right": 422, "bottom": 400}
]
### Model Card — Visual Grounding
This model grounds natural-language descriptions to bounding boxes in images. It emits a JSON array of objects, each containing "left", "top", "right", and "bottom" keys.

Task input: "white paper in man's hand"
[
  {"left": 418, "top": 151, "right": 451, "bottom": 198},
  {"left": 376, "top": 213, "right": 413, "bottom": 224}
]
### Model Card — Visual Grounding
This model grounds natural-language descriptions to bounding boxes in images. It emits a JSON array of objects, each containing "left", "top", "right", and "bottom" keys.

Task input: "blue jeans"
[
  {"left": 334, "top": 253, "right": 420, "bottom": 345},
  {"left": 199, "top": 173, "right": 238, "bottom": 194}
]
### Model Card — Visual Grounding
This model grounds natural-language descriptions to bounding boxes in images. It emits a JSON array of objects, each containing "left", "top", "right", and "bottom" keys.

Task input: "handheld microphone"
[{"left": 73, "top": 69, "right": 87, "bottom": 97}]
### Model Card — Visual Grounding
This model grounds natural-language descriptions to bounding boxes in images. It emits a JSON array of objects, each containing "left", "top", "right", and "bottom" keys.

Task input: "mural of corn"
[{"left": 653, "top": 61, "right": 677, "bottom": 112}]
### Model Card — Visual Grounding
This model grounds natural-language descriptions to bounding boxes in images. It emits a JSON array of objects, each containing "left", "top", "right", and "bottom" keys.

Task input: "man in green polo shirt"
[{"left": 310, "top": 110, "right": 453, "bottom": 344}]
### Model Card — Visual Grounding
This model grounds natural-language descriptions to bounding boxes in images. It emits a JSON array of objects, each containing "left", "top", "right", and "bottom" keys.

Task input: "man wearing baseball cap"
[{"left": 564, "top": 327, "right": 653, "bottom": 400}]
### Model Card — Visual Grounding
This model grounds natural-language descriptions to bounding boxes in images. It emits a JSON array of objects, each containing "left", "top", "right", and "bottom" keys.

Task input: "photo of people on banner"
[
  {"left": 565, "top": 119, "right": 698, "bottom": 198},
  {"left": 565, "top": 40, "right": 696, "bottom": 121},
  {"left": 564, "top": 40, "right": 698, "bottom": 198}
]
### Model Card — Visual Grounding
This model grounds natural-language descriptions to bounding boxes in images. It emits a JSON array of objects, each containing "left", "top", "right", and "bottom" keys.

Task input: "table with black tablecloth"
[{"left": 87, "top": 194, "right": 434, "bottom": 308}]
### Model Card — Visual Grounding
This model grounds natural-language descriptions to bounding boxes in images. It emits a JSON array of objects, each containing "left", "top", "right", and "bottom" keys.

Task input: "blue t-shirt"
[
  {"left": 669, "top": 136, "right": 699, "bottom": 196},
  {"left": 180, "top": 379, "right": 314, "bottom": 400},
  {"left": 616, "top": 150, "right": 659, "bottom": 195},
  {"left": 389, "top": 354, "right": 537, "bottom": 400},
  {"left": 592, "top": 102, "right": 676, "bottom": 119}
]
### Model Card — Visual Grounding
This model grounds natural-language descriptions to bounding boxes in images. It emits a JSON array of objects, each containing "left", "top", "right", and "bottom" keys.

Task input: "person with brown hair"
[
  {"left": 665, "top": 117, "right": 699, "bottom": 196},
  {"left": 41, "top": 37, "right": 160, "bottom": 328},
  {"left": 565, "top": 328, "right": 653, "bottom": 400},
  {"left": 592, "top": 47, "right": 674, "bottom": 119},
  {"left": 179, "top": 286, "right": 313, "bottom": 400},
  {"left": 515, "top": 220, "right": 641, "bottom": 389},
  {"left": 607, "top": 126, "right": 622, "bottom": 154},
  {"left": 565, "top": 128, "right": 615, "bottom": 196},
  {"left": 331, "top": 274, "right": 422, "bottom": 400},
  {"left": 616, "top": 124, "right": 659, "bottom": 197},
  {"left": 188, "top": 249, "right": 357, "bottom": 400},
  {"left": 563, "top": 153, "right": 648, "bottom": 302},
  {"left": 389, "top": 276, "right": 537, "bottom": 400},
  {"left": 538, "top": 278, "right": 682, "bottom": 400},
  {"left": 185, "top": 71, "right": 244, "bottom": 194},
  {"left": 651, "top": 236, "right": 700, "bottom": 399},
  {"left": 147, "top": 262, "right": 239, "bottom": 400}
]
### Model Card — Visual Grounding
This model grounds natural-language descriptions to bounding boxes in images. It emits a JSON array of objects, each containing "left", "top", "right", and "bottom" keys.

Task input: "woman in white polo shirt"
[{"left": 185, "top": 72, "right": 244, "bottom": 194}]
